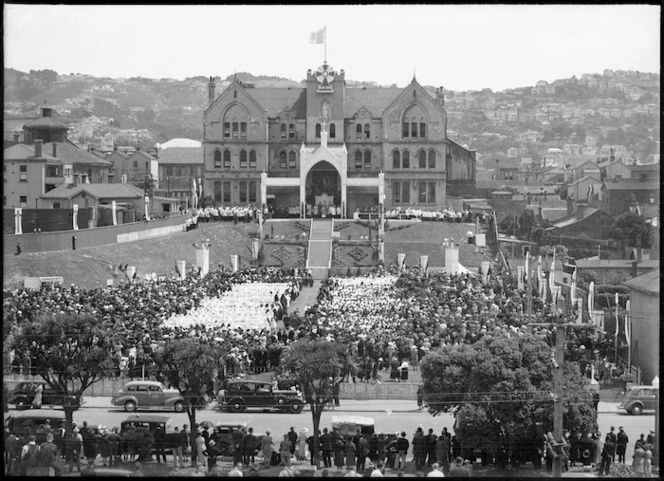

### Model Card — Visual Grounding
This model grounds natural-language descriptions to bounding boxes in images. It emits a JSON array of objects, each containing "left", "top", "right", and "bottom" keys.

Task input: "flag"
[
  {"left": 191, "top": 177, "right": 198, "bottom": 209},
  {"left": 587, "top": 281, "right": 594, "bottom": 315},
  {"left": 624, "top": 300, "right": 631, "bottom": 347},
  {"left": 309, "top": 27, "right": 326, "bottom": 44},
  {"left": 549, "top": 254, "right": 556, "bottom": 302},
  {"left": 615, "top": 292, "right": 620, "bottom": 336}
]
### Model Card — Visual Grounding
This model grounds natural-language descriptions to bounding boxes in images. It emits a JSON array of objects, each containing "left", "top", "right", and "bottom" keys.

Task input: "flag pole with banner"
[{"left": 309, "top": 26, "right": 327, "bottom": 61}]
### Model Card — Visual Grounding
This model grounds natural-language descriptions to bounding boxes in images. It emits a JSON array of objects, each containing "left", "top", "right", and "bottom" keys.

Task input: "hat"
[
  {"left": 209, "top": 440, "right": 215, "bottom": 445},
  {"left": 619, "top": 427, "right": 624, "bottom": 431}
]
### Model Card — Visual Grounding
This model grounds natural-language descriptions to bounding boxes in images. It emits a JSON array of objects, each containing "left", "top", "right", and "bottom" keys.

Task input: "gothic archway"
[{"left": 305, "top": 160, "right": 341, "bottom": 215}]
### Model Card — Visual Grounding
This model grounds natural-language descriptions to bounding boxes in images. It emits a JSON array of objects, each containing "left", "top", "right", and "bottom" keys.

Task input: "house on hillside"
[
  {"left": 545, "top": 206, "right": 614, "bottom": 239},
  {"left": 3, "top": 141, "right": 59, "bottom": 209},
  {"left": 154, "top": 147, "right": 203, "bottom": 200},
  {"left": 567, "top": 175, "right": 602, "bottom": 204},
  {"left": 623, "top": 269, "right": 660, "bottom": 385},
  {"left": 600, "top": 178, "right": 659, "bottom": 217},
  {"left": 125, "top": 150, "right": 159, "bottom": 189}
]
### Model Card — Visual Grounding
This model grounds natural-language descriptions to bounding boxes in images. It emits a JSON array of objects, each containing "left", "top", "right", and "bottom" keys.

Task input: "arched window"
[
  {"left": 329, "top": 123, "right": 336, "bottom": 139},
  {"left": 223, "top": 150, "right": 231, "bottom": 168},
  {"left": 364, "top": 123, "right": 371, "bottom": 139},
  {"left": 355, "top": 151, "right": 363, "bottom": 169},
  {"left": 289, "top": 124, "right": 295, "bottom": 140},
  {"left": 232, "top": 122, "right": 239, "bottom": 138},
  {"left": 214, "top": 181, "right": 222, "bottom": 202},
  {"left": 356, "top": 124, "right": 363, "bottom": 140},
  {"left": 411, "top": 122, "right": 418, "bottom": 138},
  {"left": 364, "top": 151, "right": 372, "bottom": 170},
  {"left": 428, "top": 150, "right": 436, "bottom": 169},
  {"left": 392, "top": 150, "right": 401, "bottom": 169},
  {"left": 279, "top": 151, "right": 287, "bottom": 169},
  {"left": 315, "top": 124, "right": 321, "bottom": 138},
  {"left": 402, "top": 150, "right": 410, "bottom": 169},
  {"left": 214, "top": 149, "right": 222, "bottom": 168},
  {"left": 418, "top": 150, "right": 427, "bottom": 169},
  {"left": 420, "top": 122, "right": 427, "bottom": 138},
  {"left": 249, "top": 150, "right": 257, "bottom": 169},
  {"left": 281, "top": 124, "right": 287, "bottom": 140},
  {"left": 239, "top": 150, "right": 247, "bottom": 168},
  {"left": 288, "top": 151, "right": 296, "bottom": 169}
]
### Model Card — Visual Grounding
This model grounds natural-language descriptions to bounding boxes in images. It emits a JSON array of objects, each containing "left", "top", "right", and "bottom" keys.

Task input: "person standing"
[
  {"left": 605, "top": 427, "right": 617, "bottom": 463},
  {"left": 154, "top": 425, "right": 167, "bottom": 464},
  {"left": 280, "top": 434, "right": 292, "bottom": 467},
  {"left": 98, "top": 428, "right": 110, "bottom": 467},
  {"left": 195, "top": 431, "right": 207, "bottom": 469},
  {"left": 106, "top": 427, "right": 121, "bottom": 468},
  {"left": 261, "top": 430, "right": 273, "bottom": 469},
  {"left": 5, "top": 429, "right": 19, "bottom": 475},
  {"left": 356, "top": 434, "right": 368, "bottom": 472},
  {"left": 39, "top": 432, "right": 61, "bottom": 476},
  {"left": 244, "top": 427, "right": 257, "bottom": 465},
  {"left": 616, "top": 427, "right": 628, "bottom": 463},
  {"left": 20, "top": 434, "right": 41, "bottom": 476},
  {"left": 425, "top": 428, "right": 437, "bottom": 467},
  {"left": 599, "top": 433, "right": 614, "bottom": 475},
  {"left": 447, "top": 456, "right": 470, "bottom": 477},
  {"left": 31, "top": 383, "right": 43, "bottom": 409},
  {"left": 395, "top": 432, "right": 410, "bottom": 473},
  {"left": 334, "top": 435, "right": 346, "bottom": 472},
  {"left": 287, "top": 427, "right": 298, "bottom": 456},
  {"left": 170, "top": 427, "right": 183, "bottom": 469},
  {"left": 320, "top": 428, "right": 332, "bottom": 468},
  {"left": 344, "top": 436, "right": 357, "bottom": 469},
  {"left": 412, "top": 426, "right": 426, "bottom": 471},
  {"left": 232, "top": 427, "right": 246, "bottom": 466}
]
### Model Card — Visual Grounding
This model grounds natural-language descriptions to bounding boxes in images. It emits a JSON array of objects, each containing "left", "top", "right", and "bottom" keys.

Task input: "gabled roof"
[
  {"left": 548, "top": 207, "right": 601, "bottom": 229},
  {"left": 623, "top": 267, "right": 660, "bottom": 295},
  {"left": 345, "top": 87, "right": 403, "bottom": 117},
  {"left": 41, "top": 183, "right": 144, "bottom": 199},
  {"left": 42, "top": 142, "right": 112, "bottom": 166},
  {"left": 159, "top": 138, "right": 202, "bottom": 149},
  {"left": 569, "top": 174, "right": 601, "bottom": 187},
  {"left": 248, "top": 88, "right": 307, "bottom": 118},
  {"left": 3, "top": 143, "right": 58, "bottom": 161},
  {"left": 128, "top": 150, "right": 157, "bottom": 161},
  {"left": 603, "top": 179, "right": 660, "bottom": 191},
  {"left": 157, "top": 147, "right": 204, "bottom": 165}
]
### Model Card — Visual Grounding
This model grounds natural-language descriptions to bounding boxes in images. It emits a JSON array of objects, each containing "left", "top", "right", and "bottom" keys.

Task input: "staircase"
[{"left": 306, "top": 219, "right": 333, "bottom": 280}]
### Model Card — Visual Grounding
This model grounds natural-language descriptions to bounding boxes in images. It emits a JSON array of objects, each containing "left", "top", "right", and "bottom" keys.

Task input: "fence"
[{"left": 4, "top": 215, "right": 186, "bottom": 255}]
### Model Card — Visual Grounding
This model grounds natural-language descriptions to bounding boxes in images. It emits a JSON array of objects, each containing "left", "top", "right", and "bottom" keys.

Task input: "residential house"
[
  {"left": 545, "top": 205, "right": 614, "bottom": 239},
  {"left": 623, "top": 268, "right": 660, "bottom": 385},
  {"left": 567, "top": 175, "right": 603, "bottom": 204},
  {"left": 124, "top": 150, "right": 159, "bottom": 189},
  {"left": 154, "top": 147, "right": 204, "bottom": 200},
  {"left": 628, "top": 162, "right": 660, "bottom": 180},
  {"left": 22, "top": 107, "right": 68, "bottom": 143},
  {"left": 3, "top": 141, "right": 61, "bottom": 209},
  {"left": 602, "top": 159, "right": 631, "bottom": 180},
  {"left": 600, "top": 178, "right": 660, "bottom": 217},
  {"left": 42, "top": 141, "right": 112, "bottom": 184},
  {"left": 494, "top": 158, "right": 520, "bottom": 181}
]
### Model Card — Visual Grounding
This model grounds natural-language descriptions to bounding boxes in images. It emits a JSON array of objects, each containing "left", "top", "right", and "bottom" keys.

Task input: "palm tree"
[{"left": 281, "top": 339, "right": 357, "bottom": 467}]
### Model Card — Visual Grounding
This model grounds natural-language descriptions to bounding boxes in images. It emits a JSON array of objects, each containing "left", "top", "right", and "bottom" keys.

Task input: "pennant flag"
[
  {"left": 570, "top": 267, "right": 577, "bottom": 304},
  {"left": 615, "top": 292, "right": 620, "bottom": 336},
  {"left": 549, "top": 256, "right": 556, "bottom": 302},
  {"left": 624, "top": 300, "right": 631, "bottom": 347},
  {"left": 309, "top": 27, "right": 326, "bottom": 44},
  {"left": 587, "top": 281, "right": 594, "bottom": 314}
]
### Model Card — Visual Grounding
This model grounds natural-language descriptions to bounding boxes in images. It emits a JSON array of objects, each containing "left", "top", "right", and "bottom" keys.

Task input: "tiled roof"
[
  {"left": 157, "top": 147, "right": 204, "bottom": 165},
  {"left": 603, "top": 179, "right": 660, "bottom": 191},
  {"left": 128, "top": 150, "right": 157, "bottom": 161},
  {"left": 623, "top": 268, "right": 660, "bottom": 295},
  {"left": 344, "top": 87, "right": 404, "bottom": 117},
  {"left": 160, "top": 138, "right": 202, "bottom": 149},
  {"left": 41, "top": 183, "right": 144, "bottom": 199},
  {"left": 43, "top": 142, "right": 112, "bottom": 166},
  {"left": 246, "top": 88, "right": 307, "bottom": 118},
  {"left": 569, "top": 175, "right": 601, "bottom": 186},
  {"left": 3, "top": 143, "right": 58, "bottom": 161}
]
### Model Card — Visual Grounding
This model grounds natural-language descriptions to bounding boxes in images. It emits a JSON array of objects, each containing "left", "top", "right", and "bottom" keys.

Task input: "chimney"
[
  {"left": 41, "top": 107, "right": 52, "bottom": 118},
  {"left": 52, "top": 143, "right": 57, "bottom": 158},
  {"left": 435, "top": 86, "right": 445, "bottom": 107},
  {"left": 34, "top": 139, "right": 43, "bottom": 157},
  {"left": 631, "top": 260, "right": 638, "bottom": 278},
  {"left": 208, "top": 76, "right": 216, "bottom": 106}
]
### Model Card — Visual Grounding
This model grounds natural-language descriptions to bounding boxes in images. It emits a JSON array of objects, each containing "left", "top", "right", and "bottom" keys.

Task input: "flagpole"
[{"left": 324, "top": 25, "right": 327, "bottom": 63}]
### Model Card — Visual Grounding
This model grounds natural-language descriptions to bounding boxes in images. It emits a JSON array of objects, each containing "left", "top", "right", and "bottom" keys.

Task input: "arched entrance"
[{"left": 305, "top": 160, "right": 341, "bottom": 217}]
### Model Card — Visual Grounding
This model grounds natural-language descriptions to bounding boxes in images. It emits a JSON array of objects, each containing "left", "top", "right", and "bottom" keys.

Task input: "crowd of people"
[{"left": 384, "top": 207, "right": 489, "bottom": 223}]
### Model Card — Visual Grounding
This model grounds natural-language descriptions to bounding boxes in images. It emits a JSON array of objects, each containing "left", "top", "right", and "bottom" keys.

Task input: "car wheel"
[
  {"left": 289, "top": 402, "right": 304, "bottom": 414},
  {"left": 15, "top": 399, "right": 29, "bottom": 410},
  {"left": 630, "top": 404, "right": 643, "bottom": 415},
  {"left": 124, "top": 400, "right": 137, "bottom": 412},
  {"left": 230, "top": 400, "right": 245, "bottom": 413},
  {"left": 174, "top": 401, "right": 185, "bottom": 413},
  {"left": 218, "top": 442, "right": 231, "bottom": 455}
]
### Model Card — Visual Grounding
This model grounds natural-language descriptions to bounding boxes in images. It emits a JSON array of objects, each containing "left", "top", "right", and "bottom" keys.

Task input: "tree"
[
  {"left": 280, "top": 340, "right": 357, "bottom": 467},
  {"left": 11, "top": 312, "right": 116, "bottom": 432},
  {"left": 153, "top": 338, "right": 222, "bottom": 466},
  {"left": 420, "top": 334, "right": 596, "bottom": 455},
  {"left": 610, "top": 212, "right": 651, "bottom": 249}
]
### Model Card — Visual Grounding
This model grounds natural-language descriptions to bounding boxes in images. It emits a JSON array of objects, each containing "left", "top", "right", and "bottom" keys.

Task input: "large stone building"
[{"left": 202, "top": 62, "right": 476, "bottom": 217}]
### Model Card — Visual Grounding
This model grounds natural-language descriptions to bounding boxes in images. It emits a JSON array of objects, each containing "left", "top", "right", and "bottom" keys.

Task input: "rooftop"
[
  {"left": 41, "top": 183, "right": 144, "bottom": 200},
  {"left": 575, "top": 259, "right": 659, "bottom": 270},
  {"left": 43, "top": 142, "right": 112, "bottom": 166},
  {"left": 157, "top": 147, "right": 204, "bottom": 165},
  {"left": 3, "top": 143, "right": 58, "bottom": 161},
  {"left": 603, "top": 179, "right": 660, "bottom": 191},
  {"left": 623, "top": 268, "right": 660, "bottom": 295}
]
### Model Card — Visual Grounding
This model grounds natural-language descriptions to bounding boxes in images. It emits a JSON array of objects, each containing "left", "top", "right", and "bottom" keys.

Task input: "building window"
[
  {"left": 402, "top": 122, "right": 409, "bottom": 138},
  {"left": 288, "top": 151, "right": 297, "bottom": 169},
  {"left": 281, "top": 124, "right": 287, "bottom": 140},
  {"left": 393, "top": 181, "right": 410, "bottom": 204},
  {"left": 329, "top": 123, "right": 336, "bottom": 139},
  {"left": 248, "top": 181, "right": 257, "bottom": 203},
  {"left": 393, "top": 181, "right": 401, "bottom": 204},
  {"left": 239, "top": 150, "right": 247, "bottom": 168},
  {"left": 214, "top": 181, "right": 222, "bottom": 202},
  {"left": 355, "top": 151, "right": 363, "bottom": 169},
  {"left": 364, "top": 151, "right": 371, "bottom": 170},
  {"left": 428, "top": 150, "right": 436, "bottom": 169},
  {"left": 364, "top": 123, "right": 371, "bottom": 139},
  {"left": 223, "top": 181, "right": 231, "bottom": 203},
  {"left": 418, "top": 150, "right": 426, "bottom": 169},
  {"left": 402, "top": 150, "right": 410, "bottom": 169},
  {"left": 214, "top": 150, "right": 222, "bottom": 168},
  {"left": 315, "top": 124, "right": 321, "bottom": 138},
  {"left": 356, "top": 124, "right": 363, "bottom": 140},
  {"left": 232, "top": 122, "right": 239, "bottom": 139},
  {"left": 166, "top": 166, "right": 174, "bottom": 176},
  {"left": 133, "top": 161, "right": 138, "bottom": 168},
  {"left": 223, "top": 150, "right": 231, "bottom": 169},
  {"left": 19, "top": 195, "right": 27, "bottom": 206},
  {"left": 19, "top": 165, "right": 28, "bottom": 182},
  {"left": 650, "top": 193, "right": 655, "bottom": 204},
  {"left": 392, "top": 150, "right": 400, "bottom": 169},
  {"left": 224, "top": 122, "right": 230, "bottom": 138},
  {"left": 239, "top": 181, "right": 247, "bottom": 202},
  {"left": 53, "top": 202, "right": 61, "bottom": 209},
  {"left": 249, "top": 150, "right": 257, "bottom": 169},
  {"left": 240, "top": 122, "right": 247, "bottom": 139},
  {"left": 289, "top": 124, "right": 295, "bottom": 140},
  {"left": 279, "top": 151, "right": 287, "bottom": 169},
  {"left": 416, "top": 182, "right": 436, "bottom": 204},
  {"left": 420, "top": 122, "right": 427, "bottom": 138},
  {"left": 411, "top": 122, "right": 418, "bottom": 138}
]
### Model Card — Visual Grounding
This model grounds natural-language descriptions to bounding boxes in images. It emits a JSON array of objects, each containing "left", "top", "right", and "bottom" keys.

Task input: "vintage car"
[
  {"left": 196, "top": 421, "right": 265, "bottom": 456},
  {"left": 111, "top": 381, "right": 186, "bottom": 413},
  {"left": 217, "top": 380, "right": 305, "bottom": 413},
  {"left": 7, "top": 380, "right": 82, "bottom": 410},
  {"left": 618, "top": 384, "right": 659, "bottom": 415},
  {"left": 5, "top": 409, "right": 67, "bottom": 451}
]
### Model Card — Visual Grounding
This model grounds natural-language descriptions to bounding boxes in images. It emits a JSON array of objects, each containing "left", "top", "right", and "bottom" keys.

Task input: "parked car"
[
  {"left": 618, "top": 385, "right": 659, "bottom": 415},
  {"left": 7, "top": 380, "right": 82, "bottom": 410},
  {"left": 111, "top": 381, "right": 186, "bottom": 413},
  {"left": 4, "top": 409, "right": 67, "bottom": 452},
  {"left": 217, "top": 380, "right": 305, "bottom": 413},
  {"left": 197, "top": 421, "right": 265, "bottom": 456}
]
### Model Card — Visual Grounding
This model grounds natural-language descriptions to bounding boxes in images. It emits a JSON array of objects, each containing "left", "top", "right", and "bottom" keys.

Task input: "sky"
[{"left": 3, "top": 4, "right": 661, "bottom": 91}]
